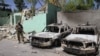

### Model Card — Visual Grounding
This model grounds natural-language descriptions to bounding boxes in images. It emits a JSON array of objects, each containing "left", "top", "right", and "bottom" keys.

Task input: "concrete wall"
[
  {"left": 22, "top": 3, "right": 58, "bottom": 33},
  {"left": 13, "top": 13, "right": 21, "bottom": 26},
  {"left": 11, "top": 3, "right": 58, "bottom": 33},
  {"left": 0, "top": 17, "right": 10, "bottom": 26},
  {"left": 47, "top": 3, "right": 57, "bottom": 25},
  {"left": 57, "top": 10, "right": 100, "bottom": 29},
  {"left": 23, "top": 13, "right": 46, "bottom": 33}
]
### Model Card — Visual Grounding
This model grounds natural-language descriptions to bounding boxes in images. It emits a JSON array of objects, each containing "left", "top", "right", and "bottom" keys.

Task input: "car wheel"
[
  {"left": 30, "top": 38, "right": 34, "bottom": 46},
  {"left": 92, "top": 50, "right": 99, "bottom": 56},
  {"left": 54, "top": 39, "right": 61, "bottom": 47},
  {"left": 95, "top": 50, "right": 99, "bottom": 55},
  {"left": 30, "top": 39, "right": 33, "bottom": 46}
]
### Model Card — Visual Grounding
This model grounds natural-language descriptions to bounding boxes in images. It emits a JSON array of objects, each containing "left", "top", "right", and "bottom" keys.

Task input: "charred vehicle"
[
  {"left": 62, "top": 24, "right": 99, "bottom": 55},
  {"left": 30, "top": 23, "right": 71, "bottom": 47}
]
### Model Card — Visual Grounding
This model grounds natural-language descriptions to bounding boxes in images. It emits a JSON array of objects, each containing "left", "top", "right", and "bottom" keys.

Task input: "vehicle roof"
[
  {"left": 32, "top": 32, "right": 59, "bottom": 39},
  {"left": 31, "top": 36, "right": 52, "bottom": 39},
  {"left": 47, "top": 23, "right": 69, "bottom": 28},
  {"left": 76, "top": 24, "right": 97, "bottom": 29},
  {"left": 66, "top": 38, "right": 95, "bottom": 43},
  {"left": 64, "top": 34, "right": 97, "bottom": 43}
]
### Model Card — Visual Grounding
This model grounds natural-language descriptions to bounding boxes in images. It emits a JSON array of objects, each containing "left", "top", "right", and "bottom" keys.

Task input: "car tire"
[
  {"left": 54, "top": 39, "right": 61, "bottom": 47},
  {"left": 30, "top": 40, "right": 33, "bottom": 46},
  {"left": 30, "top": 38, "right": 33, "bottom": 46},
  {"left": 92, "top": 50, "right": 99, "bottom": 56},
  {"left": 95, "top": 50, "right": 99, "bottom": 55}
]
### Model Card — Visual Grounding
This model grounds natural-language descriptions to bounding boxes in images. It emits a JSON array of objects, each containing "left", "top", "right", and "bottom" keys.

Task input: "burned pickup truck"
[
  {"left": 30, "top": 23, "right": 71, "bottom": 47},
  {"left": 62, "top": 24, "right": 99, "bottom": 55}
]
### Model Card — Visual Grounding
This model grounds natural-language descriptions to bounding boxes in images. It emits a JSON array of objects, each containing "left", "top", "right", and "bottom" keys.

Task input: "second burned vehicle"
[
  {"left": 30, "top": 23, "right": 72, "bottom": 47},
  {"left": 62, "top": 23, "right": 99, "bottom": 56}
]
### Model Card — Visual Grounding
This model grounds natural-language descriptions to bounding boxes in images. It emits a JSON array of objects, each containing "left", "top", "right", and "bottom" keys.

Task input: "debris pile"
[{"left": 0, "top": 26, "right": 8, "bottom": 40}]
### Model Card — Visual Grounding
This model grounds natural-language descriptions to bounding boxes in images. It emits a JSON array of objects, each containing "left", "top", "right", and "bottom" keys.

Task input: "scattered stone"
[
  {"left": 17, "top": 54, "right": 21, "bottom": 56},
  {"left": 31, "top": 51, "right": 37, "bottom": 54},
  {"left": 0, "top": 53, "right": 5, "bottom": 56},
  {"left": 14, "top": 46, "right": 18, "bottom": 48},
  {"left": 22, "top": 50, "right": 27, "bottom": 53}
]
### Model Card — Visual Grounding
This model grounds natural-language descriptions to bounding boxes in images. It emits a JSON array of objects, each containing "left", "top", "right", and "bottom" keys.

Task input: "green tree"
[
  {"left": 87, "top": 0, "right": 93, "bottom": 7},
  {"left": 59, "top": 0, "right": 66, "bottom": 11},
  {"left": 65, "top": 1, "right": 77, "bottom": 12},
  {"left": 27, "top": 0, "right": 60, "bottom": 15},
  {"left": 27, "top": 0, "right": 37, "bottom": 16},
  {"left": 77, "top": 0, "right": 93, "bottom": 10},
  {"left": 64, "top": 0, "right": 94, "bottom": 12},
  {"left": 43, "top": 0, "right": 60, "bottom": 6},
  {"left": 1, "top": 0, "right": 4, "bottom": 3},
  {"left": 14, "top": 0, "right": 25, "bottom": 12},
  {"left": 1, "top": 0, "right": 6, "bottom": 9}
]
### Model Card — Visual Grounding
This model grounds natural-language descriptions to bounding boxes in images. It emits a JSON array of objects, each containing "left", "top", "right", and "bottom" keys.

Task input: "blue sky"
[
  {"left": 4, "top": 0, "right": 44, "bottom": 11},
  {"left": 3, "top": 0, "right": 100, "bottom": 11},
  {"left": 5, "top": 0, "right": 16, "bottom": 10}
]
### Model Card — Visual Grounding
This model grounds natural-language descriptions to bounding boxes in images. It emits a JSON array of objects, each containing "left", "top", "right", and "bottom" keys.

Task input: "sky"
[
  {"left": 4, "top": 0, "right": 16, "bottom": 11},
  {"left": 4, "top": 0, "right": 44, "bottom": 11},
  {"left": 3, "top": 0, "right": 100, "bottom": 11}
]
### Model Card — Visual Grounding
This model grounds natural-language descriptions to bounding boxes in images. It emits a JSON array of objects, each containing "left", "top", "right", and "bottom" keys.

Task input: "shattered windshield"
[
  {"left": 72, "top": 27, "right": 95, "bottom": 35},
  {"left": 86, "top": 42, "right": 96, "bottom": 48},
  {"left": 44, "top": 26, "right": 59, "bottom": 33},
  {"left": 67, "top": 41, "right": 83, "bottom": 48}
]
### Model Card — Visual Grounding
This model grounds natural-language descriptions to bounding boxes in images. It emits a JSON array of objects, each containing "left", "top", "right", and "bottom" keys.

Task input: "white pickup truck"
[{"left": 62, "top": 24, "right": 99, "bottom": 56}]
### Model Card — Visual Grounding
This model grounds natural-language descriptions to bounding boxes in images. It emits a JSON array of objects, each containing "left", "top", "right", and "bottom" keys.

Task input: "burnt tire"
[
  {"left": 53, "top": 39, "right": 61, "bottom": 47},
  {"left": 30, "top": 40, "right": 33, "bottom": 46},
  {"left": 30, "top": 38, "right": 34, "bottom": 46},
  {"left": 95, "top": 47, "right": 99, "bottom": 55},
  {"left": 94, "top": 50, "right": 99, "bottom": 56},
  {"left": 91, "top": 50, "right": 99, "bottom": 56}
]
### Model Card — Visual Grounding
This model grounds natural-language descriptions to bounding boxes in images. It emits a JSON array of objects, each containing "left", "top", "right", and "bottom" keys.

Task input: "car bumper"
[
  {"left": 63, "top": 47, "right": 96, "bottom": 55},
  {"left": 31, "top": 41, "right": 52, "bottom": 47}
]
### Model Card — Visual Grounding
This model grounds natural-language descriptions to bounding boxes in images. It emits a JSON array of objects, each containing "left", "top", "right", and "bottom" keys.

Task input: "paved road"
[{"left": 0, "top": 39, "right": 74, "bottom": 56}]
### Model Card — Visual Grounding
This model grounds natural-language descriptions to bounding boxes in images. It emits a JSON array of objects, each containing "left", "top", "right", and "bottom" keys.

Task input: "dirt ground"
[{"left": 0, "top": 39, "right": 74, "bottom": 56}]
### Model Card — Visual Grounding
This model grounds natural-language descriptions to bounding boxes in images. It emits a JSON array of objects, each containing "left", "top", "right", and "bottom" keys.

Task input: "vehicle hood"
[
  {"left": 34, "top": 32, "right": 60, "bottom": 39},
  {"left": 65, "top": 34, "right": 98, "bottom": 43}
]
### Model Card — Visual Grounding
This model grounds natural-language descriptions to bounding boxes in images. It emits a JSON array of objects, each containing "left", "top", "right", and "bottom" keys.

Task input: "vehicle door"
[{"left": 60, "top": 26, "right": 71, "bottom": 38}]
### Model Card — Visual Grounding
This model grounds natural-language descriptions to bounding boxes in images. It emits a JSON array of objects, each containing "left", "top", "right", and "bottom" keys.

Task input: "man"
[
  {"left": 15, "top": 21, "right": 24, "bottom": 44},
  {"left": 95, "top": 0, "right": 100, "bottom": 9}
]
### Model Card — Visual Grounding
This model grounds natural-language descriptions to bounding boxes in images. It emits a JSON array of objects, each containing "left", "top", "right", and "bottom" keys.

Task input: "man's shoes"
[
  {"left": 18, "top": 41, "right": 25, "bottom": 44},
  {"left": 23, "top": 42, "right": 26, "bottom": 44}
]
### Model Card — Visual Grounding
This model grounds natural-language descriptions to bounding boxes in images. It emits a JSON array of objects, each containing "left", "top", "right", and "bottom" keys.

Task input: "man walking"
[{"left": 15, "top": 21, "right": 25, "bottom": 44}]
